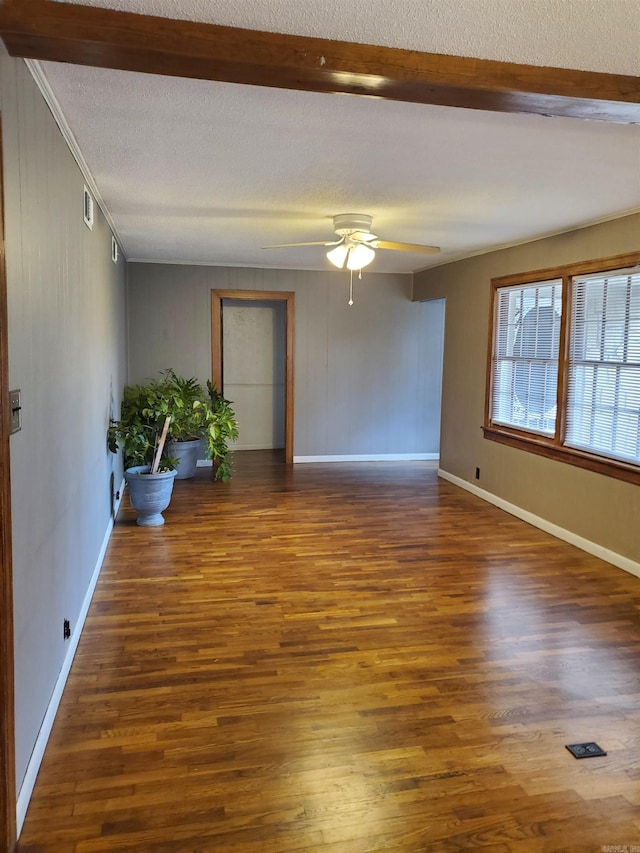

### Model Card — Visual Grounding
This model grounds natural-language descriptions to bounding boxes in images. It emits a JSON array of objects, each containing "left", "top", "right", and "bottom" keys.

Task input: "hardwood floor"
[{"left": 17, "top": 452, "right": 640, "bottom": 852}]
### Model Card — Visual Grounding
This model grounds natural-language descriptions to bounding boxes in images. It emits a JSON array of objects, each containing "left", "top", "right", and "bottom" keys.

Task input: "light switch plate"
[{"left": 9, "top": 389, "right": 21, "bottom": 434}]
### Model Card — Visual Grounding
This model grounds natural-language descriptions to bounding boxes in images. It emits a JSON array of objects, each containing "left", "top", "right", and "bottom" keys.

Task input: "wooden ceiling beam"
[{"left": 0, "top": 0, "right": 639, "bottom": 123}]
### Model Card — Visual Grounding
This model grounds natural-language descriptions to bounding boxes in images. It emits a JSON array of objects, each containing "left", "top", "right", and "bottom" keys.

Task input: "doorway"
[
  {"left": 211, "top": 290, "right": 294, "bottom": 464},
  {"left": 222, "top": 299, "right": 286, "bottom": 452}
]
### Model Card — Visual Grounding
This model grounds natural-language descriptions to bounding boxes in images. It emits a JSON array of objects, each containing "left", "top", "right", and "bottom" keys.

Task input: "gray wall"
[
  {"left": 413, "top": 213, "right": 640, "bottom": 564},
  {"left": 2, "top": 57, "right": 127, "bottom": 789},
  {"left": 127, "top": 264, "right": 445, "bottom": 457}
]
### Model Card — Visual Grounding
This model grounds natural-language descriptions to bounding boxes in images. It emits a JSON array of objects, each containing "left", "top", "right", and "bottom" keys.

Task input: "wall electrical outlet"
[
  {"left": 63, "top": 619, "right": 71, "bottom": 640},
  {"left": 475, "top": 467, "right": 480, "bottom": 480}
]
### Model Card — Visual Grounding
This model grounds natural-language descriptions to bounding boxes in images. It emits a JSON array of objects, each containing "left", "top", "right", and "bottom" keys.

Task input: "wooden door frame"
[
  {"left": 211, "top": 290, "right": 294, "bottom": 464},
  {"left": 0, "top": 115, "right": 17, "bottom": 852}
]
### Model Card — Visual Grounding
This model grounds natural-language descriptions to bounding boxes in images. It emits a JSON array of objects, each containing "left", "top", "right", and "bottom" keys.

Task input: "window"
[
  {"left": 485, "top": 253, "right": 640, "bottom": 485},
  {"left": 566, "top": 269, "right": 640, "bottom": 463},
  {"left": 491, "top": 278, "right": 562, "bottom": 436}
]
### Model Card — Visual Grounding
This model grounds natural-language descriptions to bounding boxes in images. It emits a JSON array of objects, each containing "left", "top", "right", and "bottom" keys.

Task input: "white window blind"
[
  {"left": 491, "top": 279, "right": 562, "bottom": 435},
  {"left": 565, "top": 268, "right": 640, "bottom": 464}
]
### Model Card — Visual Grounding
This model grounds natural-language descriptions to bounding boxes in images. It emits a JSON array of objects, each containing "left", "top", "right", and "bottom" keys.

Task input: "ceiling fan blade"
[
  {"left": 371, "top": 240, "right": 440, "bottom": 254},
  {"left": 351, "top": 231, "right": 378, "bottom": 242},
  {"left": 262, "top": 239, "right": 342, "bottom": 249}
]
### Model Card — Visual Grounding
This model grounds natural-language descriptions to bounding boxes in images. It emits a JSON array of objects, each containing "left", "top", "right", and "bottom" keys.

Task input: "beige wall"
[{"left": 413, "top": 213, "right": 640, "bottom": 564}]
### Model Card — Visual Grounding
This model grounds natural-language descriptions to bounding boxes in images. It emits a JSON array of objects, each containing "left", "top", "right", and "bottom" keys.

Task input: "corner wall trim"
[
  {"left": 437, "top": 468, "right": 640, "bottom": 579},
  {"left": 294, "top": 454, "right": 439, "bottom": 463},
  {"left": 16, "top": 480, "right": 125, "bottom": 835}
]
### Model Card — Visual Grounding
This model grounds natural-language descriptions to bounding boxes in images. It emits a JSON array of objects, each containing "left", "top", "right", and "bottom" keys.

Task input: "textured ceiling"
[
  {"left": 38, "top": 0, "right": 640, "bottom": 272},
  {"left": 53, "top": 0, "right": 640, "bottom": 74}
]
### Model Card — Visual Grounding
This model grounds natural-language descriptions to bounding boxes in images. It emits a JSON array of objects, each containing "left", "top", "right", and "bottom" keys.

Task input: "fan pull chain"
[{"left": 348, "top": 269, "right": 364, "bottom": 306}]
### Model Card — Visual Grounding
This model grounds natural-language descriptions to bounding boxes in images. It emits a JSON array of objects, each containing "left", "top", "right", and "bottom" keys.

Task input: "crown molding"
[{"left": 24, "top": 58, "right": 126, "bottom": 257}]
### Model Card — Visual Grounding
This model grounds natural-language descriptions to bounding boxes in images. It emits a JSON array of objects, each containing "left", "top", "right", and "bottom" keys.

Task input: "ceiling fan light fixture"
[
  {"left": 346, "top": 242, "right": 375, "bottom": 270},
  {"left": 326, "top": 243, "right": 349, "bottom": 269},
  {"left": 269, "top": 213, "right": 439, "bottom": 272}
]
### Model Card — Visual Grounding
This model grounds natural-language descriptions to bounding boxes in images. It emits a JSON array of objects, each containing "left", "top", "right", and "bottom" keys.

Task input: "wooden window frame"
[{"left": 483, "top": 251, "right": 640, "bottom": 487}]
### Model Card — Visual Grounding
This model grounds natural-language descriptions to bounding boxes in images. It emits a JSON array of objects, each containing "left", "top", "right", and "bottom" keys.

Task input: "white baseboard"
[
  {"left": 438, "top": 468, "right": 640, "bottom": 579},
  {"left": 294, "top": 454, "right": 440, "bottom": 463},
  {"left": 199, "top": 453, "right": 439, "bottom": 465},
  {"left": 232, "top": 445, "right": 286, "bottom": 452},
  {"left": 16, "top": 479, "right": 125, "bottom": 835}
]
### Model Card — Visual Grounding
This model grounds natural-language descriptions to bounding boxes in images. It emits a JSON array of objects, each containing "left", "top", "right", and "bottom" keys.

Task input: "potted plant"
[
  {"left": 160, "top": 370, "right": 209, "bottom": 479},
  {"left": 159, "top": 369, "right": 239, "bottom": 480},
  {"left": 110, "top": 370, "right": 239, "bottom": 483},
  {"left": 107, "top": 382, "right": 178, "bottom": 526}
]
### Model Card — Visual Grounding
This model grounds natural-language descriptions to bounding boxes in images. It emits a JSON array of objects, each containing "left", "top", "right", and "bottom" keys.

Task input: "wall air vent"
[
  {"left": 83, "top": 185, "right": 94, "bottom": 230},
  {"left": 111, "top": 235, "right": 118, "bottom": 263}
]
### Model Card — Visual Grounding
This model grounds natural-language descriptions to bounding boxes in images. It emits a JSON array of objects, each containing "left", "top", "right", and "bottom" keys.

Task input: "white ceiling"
[{"left": 36, "top": 0, "right": 640, "bottom": 273}]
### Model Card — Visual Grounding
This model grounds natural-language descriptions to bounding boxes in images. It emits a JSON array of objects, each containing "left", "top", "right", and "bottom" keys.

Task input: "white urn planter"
[{"left": 124, "top": 465, "right": 177, "bottom": 526}]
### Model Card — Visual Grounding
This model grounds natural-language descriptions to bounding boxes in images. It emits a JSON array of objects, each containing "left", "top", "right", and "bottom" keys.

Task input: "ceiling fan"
[{"left": 263, "top": 214, "right": 440, "bottom": 271}]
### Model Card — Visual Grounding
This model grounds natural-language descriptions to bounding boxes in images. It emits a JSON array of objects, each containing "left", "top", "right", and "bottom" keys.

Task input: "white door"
[{"left": 222, "top": 299, "right": 286, "bottom": 450}]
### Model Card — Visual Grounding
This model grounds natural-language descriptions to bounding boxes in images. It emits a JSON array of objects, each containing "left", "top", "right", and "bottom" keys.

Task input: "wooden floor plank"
[{"left": 17, "top": 452, "right": 640, "bottom": 851}]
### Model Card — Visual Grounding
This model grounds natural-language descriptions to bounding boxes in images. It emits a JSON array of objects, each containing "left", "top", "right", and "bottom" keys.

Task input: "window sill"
[{"left": 482, "top": 425, "right": 640, "bottom": 486}]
